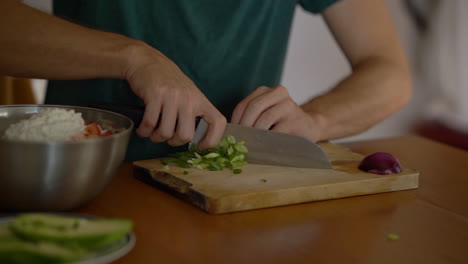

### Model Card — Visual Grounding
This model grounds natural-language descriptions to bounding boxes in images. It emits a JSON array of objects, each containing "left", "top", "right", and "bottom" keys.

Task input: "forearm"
[
  {"left": 0, "top": 0, "right": 141, "bottom": 79},
  {"left": 301, "top": 57, "right": 412, "bottom": 141}
]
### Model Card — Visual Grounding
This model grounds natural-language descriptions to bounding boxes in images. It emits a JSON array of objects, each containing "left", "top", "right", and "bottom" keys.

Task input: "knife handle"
[{"left": 89, "top": 102, "right": 145, "bottom": 127}]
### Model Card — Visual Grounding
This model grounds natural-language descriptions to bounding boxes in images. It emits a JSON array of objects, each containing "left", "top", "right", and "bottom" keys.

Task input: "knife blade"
[
  {"left": 89, "top": 102, "right": 332, "bottom": 169},
  {"left": 190, "top": 119, "right": 332, "bottom": 169}
]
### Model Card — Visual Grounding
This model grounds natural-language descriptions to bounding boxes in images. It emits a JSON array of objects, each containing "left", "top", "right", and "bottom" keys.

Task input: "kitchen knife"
[
  {"left": 89, "top": 102, "right": 332, "bottom": 169},
  {"left": 190, "top": 119, "right": 332, "bottom": 169}
]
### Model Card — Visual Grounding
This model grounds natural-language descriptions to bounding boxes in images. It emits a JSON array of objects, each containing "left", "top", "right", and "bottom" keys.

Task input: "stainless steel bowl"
[{"left": 0, "top": 105, "right": 133, "bottom": 211}]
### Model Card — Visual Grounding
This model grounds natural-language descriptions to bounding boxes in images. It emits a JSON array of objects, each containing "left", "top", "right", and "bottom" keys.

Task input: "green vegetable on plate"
[
  {"left": 0, "top": 224, "right": 85, "bottom": 264},
  {"left": 0, "top": 213, "right": 133, "bottom": 264}
]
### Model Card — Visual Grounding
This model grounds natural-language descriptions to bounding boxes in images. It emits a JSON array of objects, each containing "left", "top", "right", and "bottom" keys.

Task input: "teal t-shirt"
[{"left": 46, "top": 0, "right": 339, "bottom": 161}]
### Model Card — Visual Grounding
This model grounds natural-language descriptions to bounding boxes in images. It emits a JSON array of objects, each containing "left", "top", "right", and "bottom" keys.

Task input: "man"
[{"left": 0, "top": 0, "right": 412, "bottom": 161}]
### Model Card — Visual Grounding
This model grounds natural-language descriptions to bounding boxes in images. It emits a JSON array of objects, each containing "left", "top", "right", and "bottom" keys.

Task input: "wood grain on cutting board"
[{"left": 133, "top": 143, "right": 419, "bottom": 214}]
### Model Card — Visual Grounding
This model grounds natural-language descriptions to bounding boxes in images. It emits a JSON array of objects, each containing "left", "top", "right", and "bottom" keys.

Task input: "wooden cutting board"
[{"left": 133, "top": 143, "right": 419, "bottom": 214}]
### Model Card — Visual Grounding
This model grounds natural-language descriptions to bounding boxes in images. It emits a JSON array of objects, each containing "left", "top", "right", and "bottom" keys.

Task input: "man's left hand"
[{"left": 231, "top": 85, "right": 321, "bottom": 142}]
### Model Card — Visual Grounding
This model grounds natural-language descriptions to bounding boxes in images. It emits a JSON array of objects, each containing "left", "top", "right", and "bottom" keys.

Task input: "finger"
[
  {"left": 253, "top": 102, "right": 287, "bottom": 130},
  {"left": 167, "top": 105, "right": 195, "bottom": 146},
  {"left": 231, "top": 86, "right": 270, "bottom": 124},
  {"left": 136, "top": 100, "right": 161, "bottom": 138},
  {"left": 150, "top": 102, "right": 178, "bottom": 143},
  {"left": 270, "top": 121, "right": 292, "bottom": 134},
  {"left": 197, "top": 109, "right": 227, "bottom": 150},
  {"left": 239, "top": 86, "right": 287, "bottom": 127}
]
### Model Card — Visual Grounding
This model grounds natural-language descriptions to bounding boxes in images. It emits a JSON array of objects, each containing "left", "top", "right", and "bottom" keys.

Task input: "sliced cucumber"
[
  {"left": 10, "top": 214, "right": 133, "bottom": 250},
  {"left": 0, "top": 224, "right": 18, "bottom": 243},
  {"left": 0, "top": 224, "right": 84, "bottom": 264}
]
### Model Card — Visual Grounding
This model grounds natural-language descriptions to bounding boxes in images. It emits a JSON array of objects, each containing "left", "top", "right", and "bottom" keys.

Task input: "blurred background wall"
[
  {"left": 22, "top": 0, "right": 468, "bottom": 148},
  {"left": 283, "top": 0, "right": 422, "bottom": 143}
]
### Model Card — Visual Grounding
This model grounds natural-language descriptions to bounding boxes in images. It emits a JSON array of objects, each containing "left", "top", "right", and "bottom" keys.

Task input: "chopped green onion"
[
  {"left": 234, "top": 144, "right": 248, "bottom": 153},
  {"left": 387, "top": 233, "right": 399, "bottom": 241},
  {"left": 192, "top": 158, "right": 202, "bottom": 165},
  {"left": 230, "top": 154, "right": 244, "bottom": 163},
  {"left": 204, "top": 152, "right": 220, "bottom": 159},
  {"left": 226, "top": 135, "right": 236, "bottom": 144},
  {"left": 218, "top": 139, "right": 229, "bottom": 148},
  {"left": 162, "top": 158, "right": 178, "bottom": 165},
  {"left": 163, "top": 135, "right": 248, "bottom": 174},
  {"left": 216, "top": 157, "right": 228, "bottom": 167},
  {"left": 195, "top": 163, "right": 209, "bottom": 170},
  {"left": 161, "top": 165, "right": 170, "bottom": 172},
  {"left": 260, "top": 179, "right": 267, "bottom": 183},
  {"left": 175, "top": 161, "right": 190, "bottom": 168},
  {"left": 231, "top": 161, "right": 248, "bottom": 168},
  {"left": 208, "top": 164, "right": 222, "bottom": 171},
  {"left": 227, "top": 146, "right": 234, "bottom": 156},
  {"left": 233, "top": 168, "right": 243, "bottom": 174}
]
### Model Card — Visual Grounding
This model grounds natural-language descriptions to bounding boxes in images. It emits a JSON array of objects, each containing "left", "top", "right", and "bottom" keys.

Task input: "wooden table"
[{"left": 76, "top": 135, "right": 468, "bottom": 264}]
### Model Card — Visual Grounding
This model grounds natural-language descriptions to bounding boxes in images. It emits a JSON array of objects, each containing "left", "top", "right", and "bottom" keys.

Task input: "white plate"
[{"left": 0, "top": 214, "right": 136, "bottom": 264}]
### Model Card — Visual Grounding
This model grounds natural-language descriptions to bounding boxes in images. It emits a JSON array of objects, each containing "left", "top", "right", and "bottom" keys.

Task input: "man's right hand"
[
  {"left": 124, "top": 42, "right": 226, "bottom": 149},
  {"left": 0, "top": 1, "right": 225, "bottom": 148}
]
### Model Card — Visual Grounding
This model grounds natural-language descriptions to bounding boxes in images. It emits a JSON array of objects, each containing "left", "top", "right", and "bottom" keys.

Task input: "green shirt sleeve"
[{"left": 299, "top": 0, "right": 341, "bottom": 14}]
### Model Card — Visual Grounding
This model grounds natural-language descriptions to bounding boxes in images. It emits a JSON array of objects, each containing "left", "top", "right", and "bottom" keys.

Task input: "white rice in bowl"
[{"left": 3, "top": 108, "right": 86, "bottom": 141}]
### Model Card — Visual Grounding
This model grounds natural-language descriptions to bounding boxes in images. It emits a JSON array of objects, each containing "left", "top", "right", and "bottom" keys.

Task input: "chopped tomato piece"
[
  {"left": 81, "top": 122, "right": 114, "bottom": 138},
  {"left": 102, "top": 130, "right": 113, "bottom": 136},
  {"left": 85, "top": 123, "right": 101, "bottom": 137}
]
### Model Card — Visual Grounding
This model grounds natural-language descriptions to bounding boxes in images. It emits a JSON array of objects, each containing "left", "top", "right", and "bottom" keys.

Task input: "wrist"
[
  {"left": 306, "top": 111, "right": 328, "bottom": 142},
  {"left": 117, "top": 40, "right": 149, "bottom": 80},
  {"left": 120, "top": 39, "right": 169, "bottom": 81}
]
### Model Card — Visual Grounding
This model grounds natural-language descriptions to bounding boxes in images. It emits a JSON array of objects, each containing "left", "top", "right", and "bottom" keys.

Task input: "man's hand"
[
  {"left": 0, "top": 1, "right": 226, "bottom": 149},
  {"left": 231, "top": 85, "right": 321, "bottom": 142},
  {"left": 125, "top": 43, "right": 226, "bottom": 149}
]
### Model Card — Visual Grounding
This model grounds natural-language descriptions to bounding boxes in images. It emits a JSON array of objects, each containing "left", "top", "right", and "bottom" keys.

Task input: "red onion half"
[{"left": 358, "top": 152, "right": 402, "bottom": 175}]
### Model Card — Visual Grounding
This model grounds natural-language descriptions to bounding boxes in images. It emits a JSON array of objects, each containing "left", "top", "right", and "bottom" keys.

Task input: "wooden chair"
[{"left": 0, "top": 76, "right": 36, "bottom": 105}]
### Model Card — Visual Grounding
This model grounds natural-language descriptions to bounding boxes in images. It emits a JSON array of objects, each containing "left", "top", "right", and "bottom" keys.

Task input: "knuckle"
[
  {"left": 149, "top": 135, "right": 162, "bottom": 143},
  {"left": 154, "top": 130, "right": 172, "bottom": 141},
  {"left": 141, "top": 119, "right": 155, "bottom": 129},
  {"left": 167, "top": 139, "right": 182, "bottom": 147},
  {"left": 275, "top": 85, "right": 288, "bottom": 95},
  {"left": 204, "top": 140, "right": 217, "bottom": 149},
  {"left": 257, "top": 85, "right": 270, "bottom": 92},
  {"left": 233, "top": 105, "right": 246, "bottom": 117},
  {"left": 216, "top": 115, "right": 227, "bottom": 125},
  {"left": 235, "top": 101, "right": 246, "bottom": 110},
  {"left": 158, "top": 86, "right": 178, "bottom": 100},
  {"left": 177, "top": 132, "right": 193, "bottom": 144},
  {"left": 285, "top": 99, "right": 298, "bottom": 109},
  {"left": 275, "top": 85, "right": 286, "bottom": 90},
  {"left": 247, "top": 99, "right": 261, "bottom": 112},
  {"left": 160, "top": 131, "right": 173, "bottom": 140},
  {"left": 168, "top": 89, "right": 180, "bottom": 100},
  {"left": 182, "top": 97, "right": 194, "bottom": 109},
  {"left": 262, "top": 111, "right": 276, "bottom": 123},
  {"left": 155, "top": 85, "right": 168, "bottom": 96},
  {"left": 155, "top": 85, "right": 166, "bottom": 95}
]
